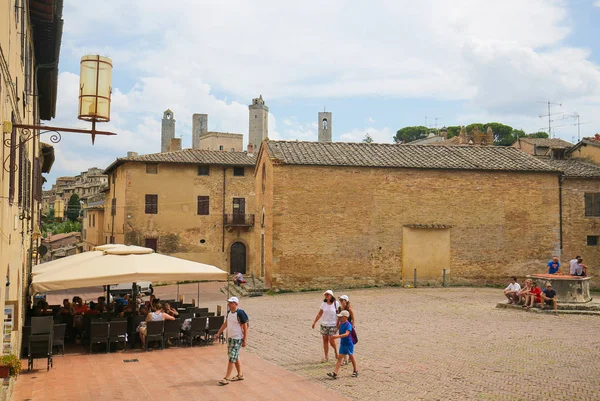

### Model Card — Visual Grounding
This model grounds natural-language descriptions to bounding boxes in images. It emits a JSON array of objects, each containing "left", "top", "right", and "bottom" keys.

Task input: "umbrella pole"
[
  {"left": 106, "top": 285, "right": 110, "bottom": 305},
  {"left": 197, "top": 282, "right": 200, "bottom": 306},
  {"left": 177, "top": 283, "right": 179, "bottom": 303},
  {"left": 132, "top": 282, "right": 138, "bottom": 311}
]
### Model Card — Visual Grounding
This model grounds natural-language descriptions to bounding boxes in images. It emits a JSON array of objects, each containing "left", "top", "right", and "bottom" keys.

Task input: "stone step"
[
  {"left": 496, "top": 302, "right": 600, "bottom": 316},
  {"left": 220, "top": 277, "right": 269, "bottom": 298}
]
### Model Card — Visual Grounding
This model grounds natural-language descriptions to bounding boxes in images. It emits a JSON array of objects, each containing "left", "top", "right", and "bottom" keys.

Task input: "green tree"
[
  {"left": 526, "top": 131, "right": 549, "bottom": 138},
  {"left": 394, "top": 126, "right": 428, "bottom": 143},
  {"left": 66, "top": 194, "right": 81, "bottom": 222},
  {"left": 446, "top": 126, "right": 461, "bottom": 139},
  {"left": 363, "top": 133, "right": 374, "bottom": 143}
]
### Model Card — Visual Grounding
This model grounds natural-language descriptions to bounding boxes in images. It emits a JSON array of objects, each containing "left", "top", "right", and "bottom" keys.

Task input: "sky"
[{"left": 44, "top": 0, "right": 600, "bottom": 186}]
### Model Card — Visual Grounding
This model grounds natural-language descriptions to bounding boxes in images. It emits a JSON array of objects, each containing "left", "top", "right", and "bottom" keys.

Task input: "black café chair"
[
  {"left": 89, "top": 321, "right": 109, "bottom": 353},
  {"left": 129, "top": 315, "right": 146, "bottom": 349},
  {"left": 108, "top": 320, "right": 128, "bottom": 352},
  {"left": 163, "top": 319, "right": 181, "bottom": 347},
  {"left": 145, "top": 321, "right": 164, "bottom": 351},
  {"left": 187, "top": 317, "right": 207, "bottom": 347},
  {"left": 21, "top": 326, "right": 31, "bottom": 358},
  {"left": 206, "top": 316, "right": 225, "bottom": 345},
  {"left": 52, "top": 324, "right": 67, "bottom": 355},
  {"left": 28, "top": 316, "right": 54, "bottom": 371},
  {"left": 193, "top": 308, "right": 209, "bottom": 317}
]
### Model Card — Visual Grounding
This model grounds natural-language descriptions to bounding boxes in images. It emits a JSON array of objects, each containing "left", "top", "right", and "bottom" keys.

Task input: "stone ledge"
[{"left": 495, "top": 302, "right": 600, "bottom": 316}]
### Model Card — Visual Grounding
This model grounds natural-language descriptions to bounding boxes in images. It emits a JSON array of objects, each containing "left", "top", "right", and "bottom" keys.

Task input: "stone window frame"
[
  {"left": 233, "top": 167, "right": 245, "bottom": 177},
  {"left": 584, "top": 193, "right": 600, "bottom": 217},
  {"left": 146, "top": 163, "right": 158, "bottom": 174},
  {"left": 197, "top": 196, "right": 209, "bottom": 215},
  {"left": 587, "top": 235, "right": 599, "bottom": 246},
  {"left": 145, "top": 194, "right": 158, "bottom": 214},
  {"left": 198, "top": 165, "right": 210, "bottom": 176}
]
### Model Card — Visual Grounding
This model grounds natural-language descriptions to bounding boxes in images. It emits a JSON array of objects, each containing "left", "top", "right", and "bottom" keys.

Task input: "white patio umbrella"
[
  {"left": 30, "top": 245, "right": 228, "bottom": 293},
  {"left": 32, "top": 244, "right": 126, "bottom": 275}
]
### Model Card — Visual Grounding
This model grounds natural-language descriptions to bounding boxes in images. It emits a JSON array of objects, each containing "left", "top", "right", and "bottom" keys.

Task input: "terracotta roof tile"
[
  {"left": 518, "top": 138, "right": 573, "bottom": 148},
  {"left": 543, "top": 160, "right": 600, "bottom": 178},
  {"left": 265, "top": 141, "right": 559, "bottom": 173},
  {"left": 104, "top": 149, "right": 256, "bottom": 174}
]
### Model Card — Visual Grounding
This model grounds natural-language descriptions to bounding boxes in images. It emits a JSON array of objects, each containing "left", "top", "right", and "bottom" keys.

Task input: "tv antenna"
[{"left": 538, "top": 101, "right": 562, "bottom": 138}]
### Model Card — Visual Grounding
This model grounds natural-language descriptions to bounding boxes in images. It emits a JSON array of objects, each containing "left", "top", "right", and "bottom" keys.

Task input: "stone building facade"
[
  {"left": 254, "top": 141, "right": 562, "bottom": 290},
  {"left": 0, "top": 0, "right": 62, "bottom": 389},
  {"left": 511, "top": 137, "right": 573, "bottom": 159},
  {"left": 318, "top": 111, "right": 332, "bottom": 142},
  {"left": 102, "top": 149, "right": 257, "bottom": 273}
]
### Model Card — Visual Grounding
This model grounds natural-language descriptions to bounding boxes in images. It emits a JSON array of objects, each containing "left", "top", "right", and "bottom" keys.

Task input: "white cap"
[
  {"left": 337, "top": 310, "right": 350, "bottom": 318},
  {"left": 339, "top": 295, "right": 349, "bottom": 301},
  {"left": 323, "top": 290, "right": 334, "bottom": 296},
  {"left": 227, "top": 296, "right": 239, "bottom": 304}
]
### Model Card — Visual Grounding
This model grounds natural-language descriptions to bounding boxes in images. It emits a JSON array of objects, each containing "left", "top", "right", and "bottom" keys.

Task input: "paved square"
[{"left": 24, "top": 284, "right": 600, "bottom": 400}]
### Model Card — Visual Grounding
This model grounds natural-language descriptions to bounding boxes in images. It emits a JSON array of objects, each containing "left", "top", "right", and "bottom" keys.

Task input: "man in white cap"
[{"left": 215, "top": 296, "right": 249, "bottom": 385}]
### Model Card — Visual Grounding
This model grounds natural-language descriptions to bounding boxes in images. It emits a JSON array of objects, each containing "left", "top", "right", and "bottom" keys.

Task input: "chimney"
[
  {"left": 247, "top": 143, "right": 254, "bottom": 154},
  {"left": 169, "top": 138, "right": 182, "bottom": 152},
  {"left": 127, "top": 151, "right": 138, "bottom": 157},
  {"left": 192, "top": 114, "right": 208, "bottom": 149}
]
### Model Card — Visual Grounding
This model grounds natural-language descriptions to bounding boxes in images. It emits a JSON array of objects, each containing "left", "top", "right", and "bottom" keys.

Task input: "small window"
[
  {"left": 233, "top": 167, "right": 245, "bottom": 177},
  {"left": 92, "top": 214, "right": 96, "bottom": 227},
  {"left": 146, "top": 163, "right": 158, "bottom": 174},
  {"left": 219, "top": 145, "right": 224, "bottom": 151},
  {"left": 231, "top": 148, "right": 235, "bottom": 152},
  {"left": 111, "top": 198, "right": 116, "bottom": 216},
  {"left": 145, "top": 194, "right": 158, "bottom": 214},
  {"left": 588, "top": 236, "right": 599, "bottom": 246},
  {"left": 197, "top": 196, "right": 209, "bottom": 215},
  {"left": 198, "top": 165, "right": 210, "bottom": 176},
  {"left": 584, "top": 193, "right": 600, "bottom": 217}
]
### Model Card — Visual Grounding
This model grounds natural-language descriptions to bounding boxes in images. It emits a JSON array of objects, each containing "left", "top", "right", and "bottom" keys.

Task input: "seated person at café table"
[
  {"left": 139, "top": 303, "right": 175, "bottom": 347},
  {"left": 547, "top": 257, "right": 561, "bottom": 274},
  {"left": 57, "top": 298, "right": 73, "bottom": 315}
]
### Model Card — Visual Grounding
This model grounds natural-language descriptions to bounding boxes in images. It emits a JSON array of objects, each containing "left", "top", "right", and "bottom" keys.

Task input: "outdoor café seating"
[{"left": 28, "top": 316, "right": 54, "bottom": 371}]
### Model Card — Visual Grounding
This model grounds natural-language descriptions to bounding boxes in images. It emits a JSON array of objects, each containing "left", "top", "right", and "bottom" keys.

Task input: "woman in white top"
[
  {"left": 312, "top": 290, "right": 339, "bottom": 362},
  {"left": 139, "top": 304, "right": 175, "bottom": 347}
]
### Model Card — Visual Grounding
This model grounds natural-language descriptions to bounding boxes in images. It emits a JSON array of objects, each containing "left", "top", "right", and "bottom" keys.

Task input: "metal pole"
[
  {"left": 443, "top": 269, "right": 446, "bottom": 288},
  {"left": 413, "top": 269, "right": 417, "bottom": 288},
  {"left": 197, "top": 282, "right": 200, "bottom": 305},
  {"left": 106, "top": 285, "right": 110, "bottom": 304},
  {"left": 176, "top": 283, "right": 179, "bottom": 302}
]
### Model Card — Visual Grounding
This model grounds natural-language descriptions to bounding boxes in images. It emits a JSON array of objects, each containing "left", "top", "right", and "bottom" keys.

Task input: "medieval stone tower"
[
  {"left": 249, "top": 95, "right": 269, "bottom": 152},
  {"left": 192, "top": 113, "right": 208, "bottom": 149},
  {"left": 318, "top": 111, "right": 332, "bottom": 142},
  {"left": 161, "top": 109, "right": 176, "bottom": 153}
]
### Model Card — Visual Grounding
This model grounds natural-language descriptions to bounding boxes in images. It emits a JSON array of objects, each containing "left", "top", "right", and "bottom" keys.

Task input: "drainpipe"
[
  {"left": 558, "top": 174, "right": 563, "bottom": 253},
  {"left": 222, "top": 168, "right": 226, "bottom": 253},
  {"left": 111, "top": 172, "right": 116, "bottom": 243}
]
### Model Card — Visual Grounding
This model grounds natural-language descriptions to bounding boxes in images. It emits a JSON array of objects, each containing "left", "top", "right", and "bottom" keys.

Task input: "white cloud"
[
  {"left": 45, "top": 0, "right": 600, "bottom": 183},
  {"left": 595, "top": 1, "right": 600, "bottom": 7},
  {"left": 340, "top": 127, "right": 396, "bottom": 144}
]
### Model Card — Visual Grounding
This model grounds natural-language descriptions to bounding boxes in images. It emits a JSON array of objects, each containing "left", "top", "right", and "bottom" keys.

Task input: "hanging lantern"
[{"left": 78, "top": 55, "right": 113, "bottom": 122}]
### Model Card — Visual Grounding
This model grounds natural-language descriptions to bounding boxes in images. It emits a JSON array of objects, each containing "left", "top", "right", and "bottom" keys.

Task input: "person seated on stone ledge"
[
  {"left": 547, "top": 257, "right": 561, "bottom": 275},
  {"left": 523, "top": 281, "right": 542, "bottom": 309},
  {"left": 572, "top": 258, "right": 588, "bottom": 277},
  {"left": 234, "top": 272, "right": 246, "bottom": 286},
  {"left": 517, "top": 279, "right": 532, "bottom": 305},
  {"left": 503, "top": 276, "right": 521, "bottom": 304},
  {"left": 540, "top": 282, "right": 558, "bottom": 312}
]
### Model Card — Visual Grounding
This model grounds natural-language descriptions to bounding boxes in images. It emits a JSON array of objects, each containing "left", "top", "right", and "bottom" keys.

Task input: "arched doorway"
[{"left": 230, "top": 242, "right": 246, "bottom": 274}]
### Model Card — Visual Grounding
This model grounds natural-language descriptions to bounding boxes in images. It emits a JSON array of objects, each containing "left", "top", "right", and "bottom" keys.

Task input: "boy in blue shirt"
[
  {"left": 327, "top": 310, "right": 358, "bottom": 379},
  {"left": 547, "top": 257, "right": 561, "bottom": 274}
]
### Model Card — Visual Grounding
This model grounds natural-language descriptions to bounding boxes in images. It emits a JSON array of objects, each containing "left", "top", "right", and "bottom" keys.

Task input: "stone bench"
[{"left": 528, "top": 274, "right": 592, "bottom": 303}]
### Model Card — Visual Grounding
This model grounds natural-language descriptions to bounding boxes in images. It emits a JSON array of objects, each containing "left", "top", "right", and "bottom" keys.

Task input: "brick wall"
[
  {"left": 561, "top": 177, "right": 600, "bottom": 287},
  {"left": 257, "top": 162, "right": 561, "bottom": 291}
]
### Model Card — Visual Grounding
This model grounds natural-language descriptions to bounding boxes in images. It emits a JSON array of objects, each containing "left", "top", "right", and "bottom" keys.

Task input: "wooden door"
[
  {"left": 230, "top": 242, "right": 246, "bottom": 274},
  {"left": 233, "top": 198, "right": 245, "bottom": 224}
]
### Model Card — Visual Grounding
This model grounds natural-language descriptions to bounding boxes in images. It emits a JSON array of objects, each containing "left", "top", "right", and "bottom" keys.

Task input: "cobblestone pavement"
[
  {"left": 42, "top": 284, "right": 600, "bottom": 400},
  {"left": 237, "top": 287, "right": 600, "bottom": 401}
]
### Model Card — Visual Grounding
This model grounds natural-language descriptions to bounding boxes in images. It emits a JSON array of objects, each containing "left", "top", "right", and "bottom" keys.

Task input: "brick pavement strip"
[{"left": 34, "top": 284, "right": 600, "bottom": 401}]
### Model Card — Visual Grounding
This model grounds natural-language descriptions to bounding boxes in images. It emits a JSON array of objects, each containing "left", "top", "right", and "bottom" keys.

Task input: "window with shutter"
[
  {"left": 111, "top": 198, "right": 116, "bottom": 216},
  {"left": 585, "top": 193, "right": 600, "bottom": 217},
  {"left": 197, "top": 196, "right": 209, "bottom": 215},
  {"left": 8, "top": 114, "right": 16, "bottom": 205},
  {"left": 145, "top": 194, "right": 158, "bottom": 214}
]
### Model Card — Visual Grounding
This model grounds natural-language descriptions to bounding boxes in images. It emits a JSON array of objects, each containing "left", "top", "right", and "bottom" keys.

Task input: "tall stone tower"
[
  {"left": 318, "top": 111, "right": 332, "bottom": 142},
  {"left": 161, "top": 109, "right": 176, "bottom": 153},
  {"left": 249, "top": 95, "right": 269, "bottom": 152},
  {"left": 192, "top": 113, "right": 208, "bottom": 149}
]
